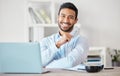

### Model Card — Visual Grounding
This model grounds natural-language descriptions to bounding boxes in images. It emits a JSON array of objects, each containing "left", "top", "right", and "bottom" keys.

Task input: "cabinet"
[{"left": 26, "top": 0, "right": 81, "bottom": 42}]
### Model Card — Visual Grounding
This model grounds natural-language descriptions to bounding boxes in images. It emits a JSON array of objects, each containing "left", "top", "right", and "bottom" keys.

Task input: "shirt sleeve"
[
  {"left": 46, "top": 36, "right": 89, "bottom": 68},
  {"left": 40, "top": 37, "right": 59, "bottom": 67}
]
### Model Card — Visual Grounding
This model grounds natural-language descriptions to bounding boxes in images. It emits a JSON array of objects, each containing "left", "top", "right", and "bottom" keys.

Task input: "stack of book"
[
  {"left": 87, "top": 49, "right": 102, "bottom": 64},
  {"left": 87, "top": 55, "right": 101, "bottom": 62}
]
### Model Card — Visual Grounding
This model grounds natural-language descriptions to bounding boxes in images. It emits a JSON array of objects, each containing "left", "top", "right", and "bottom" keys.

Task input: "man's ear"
[{"left": 74, "top": 18, "right": 78, "bottom": 24}]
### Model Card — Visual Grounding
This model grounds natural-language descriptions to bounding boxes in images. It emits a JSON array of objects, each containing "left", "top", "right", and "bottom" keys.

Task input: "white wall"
[
  {"left": 0, "top": 0, "right": 27, "bottom": 42},
  {"left": 78, "top": 0, "right": 120, "bottom": 49},
  {"left": 0, "top": 0, "right": 120, "bottom": 49}
]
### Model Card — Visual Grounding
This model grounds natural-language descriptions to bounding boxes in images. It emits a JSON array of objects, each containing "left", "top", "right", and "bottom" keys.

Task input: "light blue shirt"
[{"left": 40, "top": 33, "right": 89, "bottom": 68}]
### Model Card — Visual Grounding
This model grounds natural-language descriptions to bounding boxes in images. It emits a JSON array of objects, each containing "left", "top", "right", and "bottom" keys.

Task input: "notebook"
[{"left": 0, "top": 42, "right": 45, "bottom": 74}]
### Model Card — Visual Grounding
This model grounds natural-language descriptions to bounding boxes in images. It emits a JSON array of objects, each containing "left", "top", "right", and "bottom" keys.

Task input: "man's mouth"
[{"left": 62, "top": 22, "right": 71, "bottom": 27}]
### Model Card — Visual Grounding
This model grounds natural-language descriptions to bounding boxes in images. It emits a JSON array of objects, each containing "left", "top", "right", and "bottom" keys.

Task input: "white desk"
[{"left": 1, "top": 67, "right": 120, "bottom": 76}]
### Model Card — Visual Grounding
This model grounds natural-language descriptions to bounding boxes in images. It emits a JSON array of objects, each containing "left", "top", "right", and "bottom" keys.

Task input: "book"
[
  {"left": 37, "top": 9, "right": 51, "bottom": 24},
  {"left": 87, "top": 55, "right": 101, "bottom": 62},
  {"left": 35, "top": 9, "right": 46, "bottom": 24},
  {"left": 28, "top": 7, "right": 44, "bottom": 24}
]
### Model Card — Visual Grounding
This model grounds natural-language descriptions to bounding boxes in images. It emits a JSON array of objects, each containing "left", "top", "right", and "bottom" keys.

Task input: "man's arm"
[
  {"left": 46, "top": 36, "right": 89, "bottom": 68},
  {"left": 40, "top": 37, "right": 59, "bottom": 67},
  {"left": 40, "top": 32, "right": 71, "bottom": 67}
]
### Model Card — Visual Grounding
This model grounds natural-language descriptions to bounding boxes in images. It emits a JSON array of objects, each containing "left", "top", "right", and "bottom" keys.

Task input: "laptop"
[{"left": 0, "top": 42, "right": 45, "bottom": 74}]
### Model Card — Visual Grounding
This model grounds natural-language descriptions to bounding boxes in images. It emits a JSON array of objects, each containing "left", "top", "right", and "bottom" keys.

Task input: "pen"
[{"left": 77, "top": 68, "right": 85, "bottom": 70}]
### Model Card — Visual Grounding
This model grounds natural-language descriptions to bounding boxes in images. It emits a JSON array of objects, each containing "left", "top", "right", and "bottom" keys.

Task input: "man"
[{"left": 40, "top": 2, "right": 89, "bottom": 68}]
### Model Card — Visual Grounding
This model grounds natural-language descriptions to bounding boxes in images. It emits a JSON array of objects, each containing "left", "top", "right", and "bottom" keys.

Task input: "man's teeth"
[{"left": 63, "top": 23, "right": 69, "bottom": 26}]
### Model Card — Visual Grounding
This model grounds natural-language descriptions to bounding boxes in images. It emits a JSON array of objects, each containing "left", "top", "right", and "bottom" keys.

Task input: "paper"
[{"left": 63, "top": 64, "right": 86, "bottom": 72}]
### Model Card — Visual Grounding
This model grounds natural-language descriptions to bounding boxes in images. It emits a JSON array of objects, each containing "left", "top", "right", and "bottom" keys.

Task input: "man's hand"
[{"left": 56, "top": 31, "right": 72, "bottom": 48}]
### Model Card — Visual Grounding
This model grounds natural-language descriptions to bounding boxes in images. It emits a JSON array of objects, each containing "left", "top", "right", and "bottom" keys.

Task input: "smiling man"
[{"left": 40, "top": 2, "right": 89, "bottom": 68}]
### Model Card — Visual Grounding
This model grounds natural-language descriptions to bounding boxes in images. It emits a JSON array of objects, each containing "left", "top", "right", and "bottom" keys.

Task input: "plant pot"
[{"left": 112, "top": 61, "right": 120, "bottom": 67}]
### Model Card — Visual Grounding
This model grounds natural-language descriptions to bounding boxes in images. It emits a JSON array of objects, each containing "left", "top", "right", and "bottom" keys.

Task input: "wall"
[
  {"left": 0, "top": 0, "right": 120, "bottom": 49},
  {"left": 0, "top": 0, "right": 28, "bottom": 42},
  {"left": 78, "top": 0, "right": 120, "bottom": 49}
]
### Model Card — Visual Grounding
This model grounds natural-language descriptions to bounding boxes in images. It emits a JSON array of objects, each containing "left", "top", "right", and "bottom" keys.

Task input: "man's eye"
[
  {"left": 61, "top": 15, "right": 65, "bottom": 18},
  {"left": 69, "top": 16, "right": 75, "bottom": 19}
]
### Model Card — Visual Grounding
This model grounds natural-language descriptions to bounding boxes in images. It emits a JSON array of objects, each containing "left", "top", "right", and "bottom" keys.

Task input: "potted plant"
[{"left": 111, "top": 49, "right": 120, "bottom": 66}]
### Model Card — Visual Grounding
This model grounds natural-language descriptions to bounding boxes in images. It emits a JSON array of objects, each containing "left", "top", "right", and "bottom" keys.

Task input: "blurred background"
[{"left": 0, "top": 0, "right": 120, "bottom": 50}]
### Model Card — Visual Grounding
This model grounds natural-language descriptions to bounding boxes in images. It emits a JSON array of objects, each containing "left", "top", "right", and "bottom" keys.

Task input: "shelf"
[
  {"left": 27, "top": 0, "right": 55, "bottom": 24},
  {"left": 29, "top": 24, "right": 58, "bottom": 27},
  {"left": 29, "top": 23, "right": 81, "bottom": 27}
]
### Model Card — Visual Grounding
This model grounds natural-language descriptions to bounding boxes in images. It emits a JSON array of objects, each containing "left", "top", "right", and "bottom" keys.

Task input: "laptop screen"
[{"left": 0, "top": 42, "right": 43, "bottom": 73}]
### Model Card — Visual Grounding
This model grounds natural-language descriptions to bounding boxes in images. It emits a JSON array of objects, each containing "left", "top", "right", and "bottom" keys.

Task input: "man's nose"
[{"left": 63, "top": 17, "right": 70, "bottom": 22}]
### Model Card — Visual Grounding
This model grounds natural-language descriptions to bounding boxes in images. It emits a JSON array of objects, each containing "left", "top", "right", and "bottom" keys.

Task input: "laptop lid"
[{"left": 0, "top": 42, "right": 43, "bottom": 73}]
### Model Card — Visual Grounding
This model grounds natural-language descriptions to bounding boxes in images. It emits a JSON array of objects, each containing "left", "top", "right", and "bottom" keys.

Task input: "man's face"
[{"left": 58, "top": 8, "right": 78, "bottom": 32}]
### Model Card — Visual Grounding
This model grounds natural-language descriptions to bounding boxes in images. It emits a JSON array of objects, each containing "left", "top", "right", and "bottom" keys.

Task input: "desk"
[{"left": 1, "top": 67, "right": 120, "bottom": 76}]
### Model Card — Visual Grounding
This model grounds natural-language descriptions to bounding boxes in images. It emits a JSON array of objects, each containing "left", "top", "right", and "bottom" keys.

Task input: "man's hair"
[{"left": 58, "top": 2, "right": 78, "bottom": 19}]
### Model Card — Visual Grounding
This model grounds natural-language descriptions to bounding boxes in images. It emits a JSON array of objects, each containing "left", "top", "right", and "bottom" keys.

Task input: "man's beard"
[{"left": 58, "top": 22, "right": 74, "bottom": 32}]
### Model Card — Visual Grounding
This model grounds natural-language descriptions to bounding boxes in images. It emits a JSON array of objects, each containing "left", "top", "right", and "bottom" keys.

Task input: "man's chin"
[{"left": 61, "top": 29, "right": 71, "bottom": 32}]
